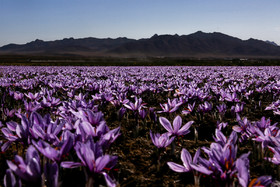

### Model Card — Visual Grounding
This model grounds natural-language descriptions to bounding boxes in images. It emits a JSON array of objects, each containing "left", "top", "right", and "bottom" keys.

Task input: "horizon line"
[{"left": 1, "top": 30, "right": 279, "bottom": 47}]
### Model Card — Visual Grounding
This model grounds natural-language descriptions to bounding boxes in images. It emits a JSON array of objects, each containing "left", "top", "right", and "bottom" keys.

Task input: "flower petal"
[
  {"left": 190, "top": 163, "right": 212, "bottom": 175},
  {"left": 172, "top": 116, "right": 182, "bottom": 133},
  {"left": 232, "top": 126, "right": 242, "bottom": 133},
  {"left": 177, "top": 121, "right": 193, "bottom": 136},
  {"left": 181, "top": 148, "right": 192, "bottom": 170},
  {"left": 61, "top": 161, "right": 82, "bottom": 168},
  {"left": 102, "top": 172, "right": 116, "bottom": 187},
  {"left": 159, "top": 117, "right": 173, "bottom": 132},
  {"left": 167, "top": 162, "right": 188, "bottom": 172}
]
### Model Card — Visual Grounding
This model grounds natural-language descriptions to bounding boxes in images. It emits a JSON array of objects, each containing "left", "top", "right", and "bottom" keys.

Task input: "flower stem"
[
  {"left": 171, "top": 140, "right": 175, "bottom": 155},
  {"left": 194, "top": 126, "right": 198, "bottom": 144},
  {"left": 86, "top": 175, "right": 95, "bottom": 187},
  {"left": 193, "top": 172, "right": 201, "bottom": 187}
]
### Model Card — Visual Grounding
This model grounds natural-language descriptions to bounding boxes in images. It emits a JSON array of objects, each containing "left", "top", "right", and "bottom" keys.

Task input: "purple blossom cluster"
[{"left": 1, "top": 66, "right": 280, "bottom": 186}]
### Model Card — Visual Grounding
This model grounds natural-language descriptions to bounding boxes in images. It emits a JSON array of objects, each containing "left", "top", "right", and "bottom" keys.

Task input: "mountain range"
[{"left": 1, "top": 31, "right": 280, "bottom": 59}]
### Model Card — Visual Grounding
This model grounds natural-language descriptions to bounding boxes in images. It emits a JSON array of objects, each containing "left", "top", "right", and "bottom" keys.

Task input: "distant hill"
[
  {"left": 1, "top": 31, "right": 280, "bottom": 59},
  {"left": 265, "top": 40, "right": 279, "bottom": 47}
]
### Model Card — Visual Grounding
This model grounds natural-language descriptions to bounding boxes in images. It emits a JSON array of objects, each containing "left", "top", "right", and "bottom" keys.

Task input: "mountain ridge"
[{"left": 1, "top": 31, "right": 280, "bottom": 59}]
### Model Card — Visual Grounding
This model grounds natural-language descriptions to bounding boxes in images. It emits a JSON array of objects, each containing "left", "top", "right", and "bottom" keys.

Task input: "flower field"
[{"left": 1, "top": 66, "right": 280, "bottom": 186}]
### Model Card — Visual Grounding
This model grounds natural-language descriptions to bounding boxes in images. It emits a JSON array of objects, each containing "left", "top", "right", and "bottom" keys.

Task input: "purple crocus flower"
[
  {"left": 254, "top": 116, "right": 277, "bottom": 132},
  {"left": 167, "top": 148, "right": 192, "bottom": 172},
  {"left": 4, "top": 169, "right": 22, "bottom": 187},
  {"left": 48, "top": 96, "right": 61, "bottom": 107},
  {"left": 110, "top": 99, "right": 121, "bottom": 108},
  {"left": 198, "top": 128, "right": 272, "bottom": 186},
  {"left": 224, "top": 92, "right": 239, "bottom": 102},
  {"left": 235, "top": 152, "right": 250, "bottom": 187},
  {"left": 24, "top": 100, "right": 41, "bottom": 114},
  {"left": 266, "top": 146, "right": 280, "bottom": 165},
  {"left": 232, "top": 114, "right": 251, "bottom": 142},
  {"left": 202, "top": 142, "right": 238, "bottom": 179},
  {"left": 41, "top": 96, "right": 61, "bottom": 108},
  {"left": 40, "top": 97, "right": 51, "bottom": 107},
  {"left": 159, "top": 115, "right": 193, "bottom": 136},
  {"left": 217, "top": 103, "right": 227, "bottom": 114},
  {"left": 116, "top": 93, "right": 129, "bottom": 105},
  {"left": 32, "top": 131, "right": 74, "bottom": 162},
  {"left": 72, "top": 109, "right": 106, "bottom": 127},
  {"left": 29, "top": 114, "right": 64, "bottom": 144},
  {"left": 217, "top": 122, "right": 228, "bottom": 130},
  {"left": 1, "top": 122, "right": 20, "bottom": 142},
  {"left": 182, "top": 102, "right": 195, "bottom": 115},
  {"left": 273, "top": 110, "right": 280, "bottom": 115},
  {"left": 265, "top": 100, "right": 280, "bottom": 111},
  {"left": 138, "top": 108, "right": 147, "bottom": 119},
  {"left": 167, "top": 148, "right": 212, "bottom": 175},
  {"left": 158, "top": 98, "right": 183, "bottom": 113},
  {"left": 231, "top": 103, "right": 244, "bottom": 113},
  {"left": 198, "top": 101, "right": 212, "bottom": 113},
  {"left": 149, "top": 107, "right": 157, "bottom": 122},
  {"left": 77, "top": 119, "right": 109, "bottom": 141},
  {"left": 1, "top": 114, "right": 31, "bottom": 150},
  {"left": 6, "top": 146, "right": 41, "bottom": 183},
  {"left": 24, "top": 92, "right": 40, "bottom": 101},
  {"left": 99, "top": 127, "right": 121, "bottom": 150},
  {"left": 213, "top": 129, "right": 237, "bottom": 146},
  {"left": 101, "top": 93, "right": 114, "bottom": 103},
  {"left": 150, "top": 131, "right": 175, "bottom": 148},
  {"left": 13, "top": 91, "right": 24, "bottom": 100},
  {"left": 124, "top": 97, "right": 145, "bottom": 111},
  {"left": 61, "top": 138, "right": 117, "bottom": 187},
  {"left": 118, "top": 107, "right": 126, "bottom": 120},
  {"left": 236, "top": 152, "right": 273, "bottom": 187},
  {"left": 252, "top": 128, "right": 279, "bottom": 149},
  {"left": 3, "top": 108, "right": 15, "bottom": 118},
  {"left": 74, "top": 92, "right": 87, "bottom": 101}
]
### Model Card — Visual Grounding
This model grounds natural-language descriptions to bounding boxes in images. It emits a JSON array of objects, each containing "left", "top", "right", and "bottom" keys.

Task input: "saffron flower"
[
  {"left": 124, "top": 97, "right": 145, "bottom": 111},
  {"left": 158, "top": 98, "right": 183, "bottom": 113},
  {"left": 61, "top": 138, "right": 117, "bottom": 187},
  {"left": 150, "top": 131, "right": 175, "bottom": 148},
  {"left": 6, "top": 146, "right": 41, "bottom": 183},
  {"left": 159, "top": 115, "right": 193, "bottom": 136},
  {"left": 167, "top": 148, "right": 212, "bottom": 175}
]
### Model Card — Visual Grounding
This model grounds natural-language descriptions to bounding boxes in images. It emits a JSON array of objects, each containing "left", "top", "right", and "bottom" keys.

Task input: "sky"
[{"left": 0, "top": 0, "right": 280, "bottom": 47}]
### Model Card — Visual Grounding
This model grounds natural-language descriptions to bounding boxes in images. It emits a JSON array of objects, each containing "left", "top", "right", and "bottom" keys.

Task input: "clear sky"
[{"left": 0, "top": 0, "right": 280, "bottom": 47}]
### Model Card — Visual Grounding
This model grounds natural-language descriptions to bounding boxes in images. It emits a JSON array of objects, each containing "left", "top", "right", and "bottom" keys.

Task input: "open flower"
[
  {"left": 6, "top": 146, "right": 41, "bottom": 183},
  {"left": 1, "top": 114, "right": 32, "bottom": 150},
  {"left": 159, "top": 115, "right": 193, "bottom": 136},
  {"left": 224, "top": 92, "right": 239, "bottom": 102},
  {"left": 167, "top": 148, "right": 212, "bottom": 175},
  {"left": 182, "top": 102, "right": 195, "bottom": 115},
  {"left": 213, "top": 129, "right": 237, "bottom": 146},
  {"left": 25, "top": 92, "right": 40, "bottom": 101},
  {"left": 124, "top": 97, "right": 145, "bottom": 111},
  {"left": 150, "top": 131, "right": 175, "bottom": 148},
  {"left": 61, "top": 138, "right": 117, "bottom": 187},
  {"left": 158, "top": 98, "right": 183, "bottom": 113},
  {"left": 198, "top": 101, "right": 212, "bottom": 113},
  {"left": 217, "top": 103, "right": 227, "bottom": 114},
  {"left": 32, "top": 131, "right": 74, "bottom": 162},
  {"left": 232, "top": 114, "right": 251, "bottom": 142}
]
